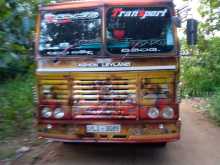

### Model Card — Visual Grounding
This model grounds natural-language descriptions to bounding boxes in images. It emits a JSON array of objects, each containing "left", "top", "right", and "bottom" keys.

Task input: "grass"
[{"left": 0, "top": 73, "right": 35, "bottom": 140}]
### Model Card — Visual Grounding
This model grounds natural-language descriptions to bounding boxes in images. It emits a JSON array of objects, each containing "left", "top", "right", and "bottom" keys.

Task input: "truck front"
[{"left": 35, "top": 0, "right": 181, "bottom": 143}]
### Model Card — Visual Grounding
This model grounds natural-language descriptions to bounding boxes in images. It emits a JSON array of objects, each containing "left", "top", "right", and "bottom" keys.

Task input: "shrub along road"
[{"left": 13, "top": 99, "right": 220, "bottom": 165}]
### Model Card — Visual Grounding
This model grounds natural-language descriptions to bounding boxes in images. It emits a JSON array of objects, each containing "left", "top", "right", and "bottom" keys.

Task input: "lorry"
[{"left": 35, "top": 0, "right": 198, "bottom": 144}]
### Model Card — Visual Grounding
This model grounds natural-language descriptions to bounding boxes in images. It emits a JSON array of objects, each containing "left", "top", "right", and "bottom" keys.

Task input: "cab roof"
[{"left": 40, "top": 0, "right": 173, "bottom": 11}]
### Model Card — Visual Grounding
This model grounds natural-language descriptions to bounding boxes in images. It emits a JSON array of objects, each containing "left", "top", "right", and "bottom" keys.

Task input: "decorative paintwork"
[{"left": 35, "top": 0, "right": 180, "bottom": 143}]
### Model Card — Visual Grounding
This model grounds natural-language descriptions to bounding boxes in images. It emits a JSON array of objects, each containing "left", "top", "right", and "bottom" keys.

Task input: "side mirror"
[{"left": 186, "top": 19, "right": 198, "bottom": 45}]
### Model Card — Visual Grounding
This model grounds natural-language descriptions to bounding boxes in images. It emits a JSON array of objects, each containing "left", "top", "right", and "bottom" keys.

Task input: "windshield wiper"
[
  {"left": 119, "top": 41, "right": 141, "bottom": 61},
  {"left": 60, "top": 42, "right": 80, "bottom": 56},
  {"left": 51, "top": 43, "right": 79, "bottom": 63}
]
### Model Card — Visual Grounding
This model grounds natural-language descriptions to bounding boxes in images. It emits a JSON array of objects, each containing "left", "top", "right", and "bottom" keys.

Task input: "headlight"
[
  {"left": 162, "top": 106, "right": 174, "bottom": 119},
  {"left": 148, "top": 107, "right": 160, "bottom": 119},
  {"left": 54, "top": 108, "right": 65, "bottom": 119},
  {"left": 41, "top": 107, "right": 52, "bottom": 118}
]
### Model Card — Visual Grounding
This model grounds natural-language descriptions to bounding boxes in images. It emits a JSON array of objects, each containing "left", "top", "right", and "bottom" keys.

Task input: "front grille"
[
  {"left": 72, "top": 77, "right": 137, "bottom": 119},
  {"left": 37, "top": 71, "right": 175, "bottom": 119}
]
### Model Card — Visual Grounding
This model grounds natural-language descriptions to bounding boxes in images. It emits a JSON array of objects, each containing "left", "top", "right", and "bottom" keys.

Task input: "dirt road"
[{"left": 13, "top": 100, "right": 220, "bottom": 165}]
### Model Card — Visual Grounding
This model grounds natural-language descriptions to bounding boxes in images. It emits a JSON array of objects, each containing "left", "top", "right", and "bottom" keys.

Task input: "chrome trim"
[{"left": 37, "top": 65, "right": 176, "bottom": 73}]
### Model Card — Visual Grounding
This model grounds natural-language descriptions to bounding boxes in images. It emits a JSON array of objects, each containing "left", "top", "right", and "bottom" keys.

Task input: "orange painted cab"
[{"left": 35, "top": 0, "right": 181, "bottom": 144}]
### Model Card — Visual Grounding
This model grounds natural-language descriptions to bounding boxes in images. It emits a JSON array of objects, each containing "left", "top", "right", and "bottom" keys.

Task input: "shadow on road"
[{"left": 51, "top": 142, "right": 172, "bottom": 165}]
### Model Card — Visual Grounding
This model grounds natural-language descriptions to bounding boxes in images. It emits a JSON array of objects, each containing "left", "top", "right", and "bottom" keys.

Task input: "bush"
[
  {"left": 0, "top": 74, "right": 35, "bottom": 139},
  {"left": 181, "top": 60, "right": 215, "bottom": 96},
  {"left": 0, "top": 56, "right": 34, "bottom": 81},
  {"left": 0, "top": 1, "right": 37, "bottom": 81},
  {"left": 181, "top": 37, "right": 220, "bottom": 97},
  {"left": 209, "top": 89, "right": 220, "bottom": 124}
]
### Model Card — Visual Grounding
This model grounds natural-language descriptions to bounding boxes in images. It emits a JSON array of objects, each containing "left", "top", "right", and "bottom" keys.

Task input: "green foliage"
[
  {"left": 0, "top": 0, "right": 41, "bottom": 80},
  {"left": 181, "top": 60, "right": 214, "bottom": 96},
  {"left": 209, "top": 89, "right": 220, "bottom": 124},
  {"left": 199, "top": 0, "right": 220, "bottom": 35},
  {"left": 182, "top": 0, "right": 220, "bottom": 122},
  {"left": 181, "top": 37, "right": 220, "bottom": 96},
  {"left": 0, "top": 74, "right": 35, "bottom": 139},
  {"left": 0, "top": 0, "right": 53, "bottom": 139}
]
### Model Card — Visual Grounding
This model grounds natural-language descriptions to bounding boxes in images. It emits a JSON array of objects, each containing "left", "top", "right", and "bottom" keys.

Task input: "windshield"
[
  {"left": 39, "top": 8, "right": 102, "bottom": 56},
  {"left": 106, "top": 7, "right": 174, "bottom": 55}
]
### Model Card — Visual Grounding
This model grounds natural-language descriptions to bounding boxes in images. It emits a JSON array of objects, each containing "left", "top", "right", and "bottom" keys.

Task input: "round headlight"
[
  {"left": 54, "top": 108, "right": 65, "bottom": 119},
  {"left": 162, "top": 106, "right": 174, "bottom": 119},
  {"left": 148, "top": 107, "right": 160, "bottom": 119},
  {"left": 41, "top": 107, "right": 52, "bottom": 118}
]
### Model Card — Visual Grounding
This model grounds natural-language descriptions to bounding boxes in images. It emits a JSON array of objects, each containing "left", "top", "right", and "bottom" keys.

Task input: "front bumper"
[{"left": 38, "top": 120, "right": 181, "bottom": 143}]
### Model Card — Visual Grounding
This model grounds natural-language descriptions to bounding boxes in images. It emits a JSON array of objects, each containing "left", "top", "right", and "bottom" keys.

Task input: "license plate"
[{"left": 86, "top": 124, "right": 121, "bottom": 133}]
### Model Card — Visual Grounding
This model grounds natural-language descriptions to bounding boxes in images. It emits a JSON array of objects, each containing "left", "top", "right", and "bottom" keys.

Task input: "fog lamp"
[
  {"left": 162, "top": 106, "right": 174, "bottom": 119},
  {"left": 148, "top": 107, "right": 160, "bottom": 119}
]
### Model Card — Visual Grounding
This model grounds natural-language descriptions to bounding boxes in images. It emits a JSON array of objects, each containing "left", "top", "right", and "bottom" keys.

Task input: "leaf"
[{"left": 0, "top": 0, "right": 5, "bottom": 6}]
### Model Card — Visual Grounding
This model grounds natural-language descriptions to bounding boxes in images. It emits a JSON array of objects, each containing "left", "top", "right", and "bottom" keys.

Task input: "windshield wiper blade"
[
  {"left": 60, "top": 43, "right": 79, "bottom": 56},
  {"left": 50, "top": 43, "right": 79, "bottom": 62},
  {"left": 119, "top": 41, "right": 141, "bottom": 61}
]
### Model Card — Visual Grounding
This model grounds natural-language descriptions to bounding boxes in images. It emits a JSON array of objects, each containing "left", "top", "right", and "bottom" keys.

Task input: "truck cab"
[{"left": 35, "top": 0, "right": 181, "bottom": 144}]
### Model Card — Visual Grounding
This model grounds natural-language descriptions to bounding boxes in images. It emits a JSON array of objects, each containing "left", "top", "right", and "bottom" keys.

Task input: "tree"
[
  {"left": 181, "top": 0, "right": 220, "bottom": 96},
  {"left": 0, "top": 0, "right": 50, "bottom": 80},
  {"left": 199, "top": 0, "right": 220, "bottom": 35}
]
